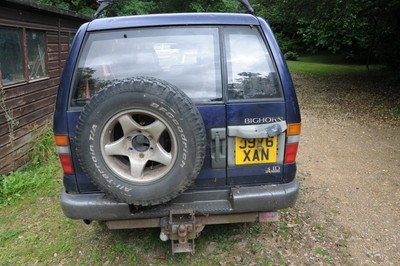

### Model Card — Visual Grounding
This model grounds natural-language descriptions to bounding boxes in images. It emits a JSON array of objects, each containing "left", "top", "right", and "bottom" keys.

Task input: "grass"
[
  {"left": 314, "top": 247, "right": 334, "bottom": 262},
  {"left": 392, "top": 107, "right": 400, "bottom": 116},
  {"left": 0, "top": 126, "right": 59, "bottom": 207},
  {"left": 287, "top": 54, "right": 381, "bottom": 77}
]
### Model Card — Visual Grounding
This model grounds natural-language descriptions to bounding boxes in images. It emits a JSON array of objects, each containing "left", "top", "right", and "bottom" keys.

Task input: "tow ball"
[{"left": 160, "top": 209, "right": 200, "bottom": 254}]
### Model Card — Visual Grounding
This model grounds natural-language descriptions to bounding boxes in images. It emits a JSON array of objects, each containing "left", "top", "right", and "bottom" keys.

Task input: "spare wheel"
[{"left": 75, "top": 77, "right": 206, "bottom": 206}]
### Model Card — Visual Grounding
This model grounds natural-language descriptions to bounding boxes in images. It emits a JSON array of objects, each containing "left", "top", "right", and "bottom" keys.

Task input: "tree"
[
  {"left": 36, "top": 0, "right": 242, "bottom": 16},
  {"left": 37, "top": 0, "right": 98, "bottom": 16},
  {"left": 254, "top": 0, "right": 400, "bottom": 69},
  {"left": 36, "top": 0, "right": 400, "bottom": 69}
]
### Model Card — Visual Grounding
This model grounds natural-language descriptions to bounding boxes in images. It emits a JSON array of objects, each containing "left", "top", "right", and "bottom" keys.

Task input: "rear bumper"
[{"left": 60, "top": 179, "right": 299, "bottom": 221}]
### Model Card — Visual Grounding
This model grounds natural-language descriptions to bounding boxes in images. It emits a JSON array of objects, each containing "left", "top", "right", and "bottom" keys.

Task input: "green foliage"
[
  {"left": 29, "top": 126, "right": 57, "bottom": 166},
  {"left": 0, "top": 126, "right": 59, "bottom": 206},
  {"left": 150, "top": 0, "right": 240, "bottom": 14},
  {"left": 296, "top": 1, "right": 370, "bottom": 54},
  {"left": 37, "top": 0, "right": 97, "bottom": 16},
  {"left": 392, "top": 108, "right": 400, "bottom": 116},
  {"left": 255, "top": 0, "right": 400, "bottom": 69},
  {"left": 284, "top": 51, "right": 299, "bottom": 61},
  {"left": 274, "top": 33, "right": 302, "bottom": 54},
  {"left": 37, "top": 0, "right": 242, "bottom": 17}
]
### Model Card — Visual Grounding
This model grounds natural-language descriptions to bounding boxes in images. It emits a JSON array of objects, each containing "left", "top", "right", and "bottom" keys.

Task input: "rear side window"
[
  {"left": 71, "top": 27, "right": 222, "bottom": 105},
  {"left": 224, "top": 27, "right": 283, "bottom": 100}
]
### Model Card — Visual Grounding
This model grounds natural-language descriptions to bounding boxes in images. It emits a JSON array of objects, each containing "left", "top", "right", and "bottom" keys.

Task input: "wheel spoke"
[
  {"left": 104, "top": 138, "right": 128, "bottom": 156},
  {"left": 129, "top": 157, "right": 147, "bottom": 178},
  {"left": 118, "top": 114, "right": 141, "bottom": 135},
  {"left": 145, "top": 120, "right": 166, "bottom": 140},
  {"left": 151, "top": 144, "right": 172, "bottom": 166},
  {"left": 101, "top": 110, "right": 177, "bottom": 183}
]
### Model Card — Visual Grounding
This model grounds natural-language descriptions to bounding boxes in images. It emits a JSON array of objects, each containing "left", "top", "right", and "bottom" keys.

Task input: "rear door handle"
[{"left": 211, "top": 128, "right": 226, "bottom": 169}]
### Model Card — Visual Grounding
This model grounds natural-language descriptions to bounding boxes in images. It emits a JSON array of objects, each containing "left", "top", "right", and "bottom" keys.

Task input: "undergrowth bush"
[
  {"left": 29, "top": 126, "right": 57, "bottom": 166},
  {"left": 0, "top": 125, "right": 59, "bottom": 206},
  {"left": 284, "top": 51, "right": 299, "bottom": 61}
]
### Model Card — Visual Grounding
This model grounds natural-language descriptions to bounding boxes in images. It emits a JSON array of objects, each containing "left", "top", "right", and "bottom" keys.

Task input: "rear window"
[
  {"left": 70, "top": 25, "right": 283, "bottom": 106},
  {"left": 71, "top": 27, "right": 222, "bottom": 105},
  {"left": 224, "top": 26, "right": 283, "bottom": 100}
]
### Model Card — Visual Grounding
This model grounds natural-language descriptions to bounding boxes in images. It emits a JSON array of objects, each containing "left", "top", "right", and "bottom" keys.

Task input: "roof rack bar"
[
  {"left": 93, "top": 0, "right": 255, "bottom": 19},
  {"left": 237, "top": 0, "right": 255, "bottom": 15},
  {"left": 94, "top": 0, "right": 117, "bottom": 19}
]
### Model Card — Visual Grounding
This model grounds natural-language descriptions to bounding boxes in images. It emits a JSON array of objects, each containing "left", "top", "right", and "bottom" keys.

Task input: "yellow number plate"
[{"left": 235, "top": 136, "right": 277, "bottom": 165}]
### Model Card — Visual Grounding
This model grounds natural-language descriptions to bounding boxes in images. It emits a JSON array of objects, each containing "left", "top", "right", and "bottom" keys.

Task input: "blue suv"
[{"left": 54, "top": 8, "right": 301, "bottom": 253}]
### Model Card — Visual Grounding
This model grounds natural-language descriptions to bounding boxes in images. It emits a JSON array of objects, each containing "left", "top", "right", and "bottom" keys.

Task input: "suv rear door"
[
  {"left": 223, "top": 26, "right": 286, "bottom": 185},
  {"left": 68, "top": 26, "right": 228, "bottom": 190}
]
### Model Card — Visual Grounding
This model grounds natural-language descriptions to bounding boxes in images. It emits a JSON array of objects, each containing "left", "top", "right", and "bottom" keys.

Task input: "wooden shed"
[{"left": 0, "top": 0, "right": 89, "bottom": 174}]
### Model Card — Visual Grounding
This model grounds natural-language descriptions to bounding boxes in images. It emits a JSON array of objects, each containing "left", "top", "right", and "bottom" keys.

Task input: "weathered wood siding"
[{"left": 0, "top": 0, "right": 88, "bottom": 174}]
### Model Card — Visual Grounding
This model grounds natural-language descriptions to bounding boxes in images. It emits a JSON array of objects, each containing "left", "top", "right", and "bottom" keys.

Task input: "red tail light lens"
[
  {"left": 58, "top": 154, "right": 74, "bottom": 175},
  {"left": 285, "top": 123, "right": 301, "bottom": 164},
  {"left": 55, "top": 135, "right": 74, "bottom": 175},
  {"left": 284, "top": 143, "right": 299, "bottom": 164}
]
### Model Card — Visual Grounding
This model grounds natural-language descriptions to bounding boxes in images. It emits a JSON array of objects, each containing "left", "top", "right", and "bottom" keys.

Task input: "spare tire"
[{"left": 75, "top": 77, "right": 206, "bottom": 206}]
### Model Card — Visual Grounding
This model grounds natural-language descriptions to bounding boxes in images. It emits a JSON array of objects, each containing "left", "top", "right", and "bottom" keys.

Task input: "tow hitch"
[
  {"left": 107, "top": 210, "right": 279, "bottom": 254},
  {"left": 166, "top": 209, "right": 197, "bottom": 254}
]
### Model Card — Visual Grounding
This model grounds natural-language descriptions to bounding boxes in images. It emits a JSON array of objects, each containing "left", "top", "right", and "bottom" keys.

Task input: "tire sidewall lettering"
[
  {"left": 89, "top": 124, "right": 97, "bottom": 141},
  {"left": 87, "top": 124, "right": 132, "bottom": 192},
  {"left": 150, "top": 102, "right": 188, "bottom": 169}
]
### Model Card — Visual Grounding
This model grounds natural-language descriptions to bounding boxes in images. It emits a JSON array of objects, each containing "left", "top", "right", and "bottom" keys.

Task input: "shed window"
[
  {"left": 27, "top": 30, "right": 47, "bottom": 80},
  {"left": 0, "top": 27, "right": 47, "bottom": 87},
  {"left": 0, "top": 28, "right": 24, "bottom": 85}
]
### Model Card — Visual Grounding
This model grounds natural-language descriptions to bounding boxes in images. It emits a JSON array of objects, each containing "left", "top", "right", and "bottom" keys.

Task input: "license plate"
[{"left": 235, "top": 136, "right": 277, "bottom": 165}]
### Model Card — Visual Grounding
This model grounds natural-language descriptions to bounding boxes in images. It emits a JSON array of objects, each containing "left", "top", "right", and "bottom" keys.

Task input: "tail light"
[
  {"left": 55, "top": 135, "right": 74, "bottom": 174},
  {"left": 284, "top": 123, "right": 301, "bottom": 164}
]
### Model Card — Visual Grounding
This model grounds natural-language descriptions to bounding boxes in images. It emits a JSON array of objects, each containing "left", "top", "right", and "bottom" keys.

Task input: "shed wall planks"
[{"left": 0, "top": 0, "right": 88, "bottom": 174}]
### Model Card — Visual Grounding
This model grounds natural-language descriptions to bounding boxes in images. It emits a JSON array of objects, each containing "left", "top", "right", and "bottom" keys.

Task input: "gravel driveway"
[{"left": 294, "top": 73, "right": 400, "bottom": 264}]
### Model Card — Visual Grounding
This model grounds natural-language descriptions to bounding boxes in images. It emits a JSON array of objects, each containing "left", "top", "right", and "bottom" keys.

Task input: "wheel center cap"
[{"left": 132, "top": 135, "right": 150, "bottom": 152}]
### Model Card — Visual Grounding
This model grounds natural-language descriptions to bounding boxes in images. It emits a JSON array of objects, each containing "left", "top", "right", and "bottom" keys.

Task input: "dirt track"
[{"left": 294, "top": 73, "right": 400, "bottom": 264}]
